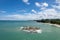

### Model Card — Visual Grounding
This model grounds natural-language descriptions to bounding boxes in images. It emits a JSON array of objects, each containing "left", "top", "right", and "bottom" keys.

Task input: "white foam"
[
  {"left": 20, "top": 27, "right": 24, "bottom": 30},
  {"left": 36, "top": 30, "right": 42, "bottom": 33},
  {"left": 23, "top": 30, "right": 30, "bottom": 32},
  {"left": 22, "top": 29, "right": 42, "bottom": 33},
  {"left": 19, "top": 27, "right": 42, "bottom": 33}
]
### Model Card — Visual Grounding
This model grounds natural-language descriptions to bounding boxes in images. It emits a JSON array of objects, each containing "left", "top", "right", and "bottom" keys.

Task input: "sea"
[{"left": 0, "top": 20, "right": 60, "bottom": 40}]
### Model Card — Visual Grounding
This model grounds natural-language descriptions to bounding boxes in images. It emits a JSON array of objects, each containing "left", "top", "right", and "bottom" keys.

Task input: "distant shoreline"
[
  {"left": 44, "top": 23, "right": 60, "bottom": 27},
  {"left": 34, "top": 19, "right": 60, "bottom": 27}
]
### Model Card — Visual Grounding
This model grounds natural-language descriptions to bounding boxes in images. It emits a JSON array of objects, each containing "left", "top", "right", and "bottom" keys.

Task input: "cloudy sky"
[{"left": 0, "top": 0, "right": 60, "bottom": 20}]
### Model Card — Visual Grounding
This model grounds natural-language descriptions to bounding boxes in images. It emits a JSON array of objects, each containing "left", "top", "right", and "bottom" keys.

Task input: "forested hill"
[{"left": 35, "top": 19, "right": 60, "bottom": 25}]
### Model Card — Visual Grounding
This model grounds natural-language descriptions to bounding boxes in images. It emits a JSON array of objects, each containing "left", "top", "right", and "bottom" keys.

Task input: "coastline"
[
  {"left": 35, "top": 19, "right": 60, "bottom": 27},
  {"left": 44, "top": 23, "right": 60, "bottom": 27}
]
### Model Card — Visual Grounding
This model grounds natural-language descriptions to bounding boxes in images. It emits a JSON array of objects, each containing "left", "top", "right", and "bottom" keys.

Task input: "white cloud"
[
  {"left": 35, "top": 2, "right": 48, "bottom": 10},
  {"left": 35, "top": 2, "right": 48, "bottom": 7},
  {"left": 52, "top": 5, "right": 60, "bottom": 10},
  {"left": 22, "top": 0, "right": 30, "bottom": 5},
  {"left": 56, "top": 0, "right": 60, "bottom": 3},
  {"left": 35, "top": 2, "right": 41, "bottom": 7},
  {"left": 38, "top": 9, "right": 60, "bottom": 19},
  {"left": 42, "top": 2, "right": 48, "bottom": 7},
  {"left": 0, "top": 8, "right": 60, "bottom": 20},
  {"left": 0, "top": 10, "right": 6, "bottom": 13},
  {"left": 0, "top": 14, "right": 39, "bottom": 20},
  {"left": 52, "top": 0, "right": 60, "bottom": 10},
  {"left": 17, "top": 10, "right": 26, "bottom": 12},
  {"left": 0, "top": 0, "right": 60, "bottom": 20},
  {"left": 31, "top": 9, "right": 37, "bottom": 13},
  {"left": 22, "top": 0, "right": 28, "bottom": 3}
]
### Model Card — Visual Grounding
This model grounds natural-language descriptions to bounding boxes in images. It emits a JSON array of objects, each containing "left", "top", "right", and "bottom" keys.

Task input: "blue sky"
[{"left": 0, "top": 0, "right": 60, "bottom": 20}]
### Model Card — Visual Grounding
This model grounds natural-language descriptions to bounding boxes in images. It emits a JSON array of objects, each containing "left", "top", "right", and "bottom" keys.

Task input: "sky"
[{"left": 0, "top": 0, "right": 60, "bottom": 20}]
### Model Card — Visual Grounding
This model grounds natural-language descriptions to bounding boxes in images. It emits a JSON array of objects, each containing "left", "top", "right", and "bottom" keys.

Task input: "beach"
[{"left": 44, "top": 23, "right": 60, "bottom": 27}]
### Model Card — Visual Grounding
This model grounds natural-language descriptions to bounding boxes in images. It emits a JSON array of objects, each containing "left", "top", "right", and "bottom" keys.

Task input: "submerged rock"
[{"left": 20, "top": 26, "right": 42, "bottom": 33}]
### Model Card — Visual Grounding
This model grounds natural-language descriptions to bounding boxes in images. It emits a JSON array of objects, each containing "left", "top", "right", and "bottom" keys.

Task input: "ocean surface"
[{"left": 0, "top": 20, "right": 60, "bottom": 40}]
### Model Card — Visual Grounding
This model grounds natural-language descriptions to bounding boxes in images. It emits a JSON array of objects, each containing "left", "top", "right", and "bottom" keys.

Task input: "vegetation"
[{"left": 35, "top": 19, "right": 60, "bottom": 25}]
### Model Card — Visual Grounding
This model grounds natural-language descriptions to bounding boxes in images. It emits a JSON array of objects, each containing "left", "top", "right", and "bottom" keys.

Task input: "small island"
[{"left": 20, "top": 26, "right": 42, "bottom": 33}]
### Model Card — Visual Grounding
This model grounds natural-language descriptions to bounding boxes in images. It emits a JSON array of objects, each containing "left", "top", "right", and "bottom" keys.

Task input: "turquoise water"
[{"left": 0, "top": 20, "right": 60, "bottom": 40}]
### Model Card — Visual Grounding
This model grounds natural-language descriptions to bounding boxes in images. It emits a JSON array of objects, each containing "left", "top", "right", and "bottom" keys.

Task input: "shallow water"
[{"left": 0, "top": 20, "right": 60, "bottom": 40}]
